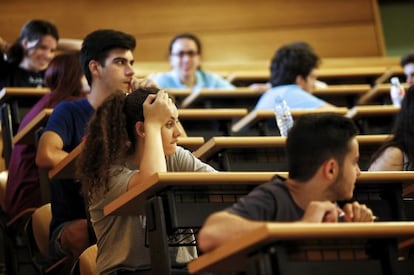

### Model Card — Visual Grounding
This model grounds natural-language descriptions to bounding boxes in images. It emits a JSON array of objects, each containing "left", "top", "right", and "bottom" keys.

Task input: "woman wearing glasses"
[{"left": 149, "top": 33, "right": 234, "bottom": 90}]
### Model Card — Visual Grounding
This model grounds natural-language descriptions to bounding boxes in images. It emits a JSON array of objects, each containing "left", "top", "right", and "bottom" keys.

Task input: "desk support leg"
[
  {"left": 371, "top": 239, "right": 399, "bottom": 275},
  {"left": 146, "top": 196, "right": 171, "bottom": 275},
  {"left": 247, "top": 245, "right": 287, "bottom": 275}
]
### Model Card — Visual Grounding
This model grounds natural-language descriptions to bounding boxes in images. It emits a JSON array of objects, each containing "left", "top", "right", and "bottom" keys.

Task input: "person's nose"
[{"left": 125, "top": 63, "right": 135, "bottom": 76}]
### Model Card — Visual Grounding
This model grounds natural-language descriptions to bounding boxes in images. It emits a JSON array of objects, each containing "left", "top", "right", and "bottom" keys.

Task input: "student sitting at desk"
[
  {"left": 368, "top": 86, "right": 414, "bottom": 171},
  {"left": 4, "top": 51, "right": 87, "bottom": 219},
  {"left": 35, "top": 29, "right": 142, "bottom": 262},
  {"left": 254, "top": 42, "right": 335, "bottom": 110},
  {"left": 197, "top": 113, "right": 375, "bottom": 253},
  {"left": 149, "top": 33, "right": 235, "bottom": 90},
  {"left": 77, "top": 87, "right": 216, "bottom": 275},
  {"left": 0, "top": 19, "right": 60, "bottom": 89}
]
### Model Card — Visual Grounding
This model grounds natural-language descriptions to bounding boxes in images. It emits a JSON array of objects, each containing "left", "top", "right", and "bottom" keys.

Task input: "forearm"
[
  {"left": 137, "top": 125, "right": 167, "bottom": 179},
  {"left": 197, "top": 211, "right": 263, "bottom": 253}
]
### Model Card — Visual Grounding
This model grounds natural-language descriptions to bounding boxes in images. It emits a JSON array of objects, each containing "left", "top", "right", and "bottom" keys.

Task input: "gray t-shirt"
[
  {"left": 227, "top": 175, "right": 304, "bottom": 221},
  {"left": 89, "top": 146, "right": 216, "bottom": 275}
]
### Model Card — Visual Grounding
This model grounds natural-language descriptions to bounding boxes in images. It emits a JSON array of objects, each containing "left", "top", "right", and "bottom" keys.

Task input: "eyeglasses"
[{"left": 171, "top": 51, "right": 199, "bottom": 58}]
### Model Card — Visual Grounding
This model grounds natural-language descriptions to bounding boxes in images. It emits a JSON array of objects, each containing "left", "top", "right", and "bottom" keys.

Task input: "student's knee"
[{"left": 60, "top": 219, "right": 90, "bottom": 257}]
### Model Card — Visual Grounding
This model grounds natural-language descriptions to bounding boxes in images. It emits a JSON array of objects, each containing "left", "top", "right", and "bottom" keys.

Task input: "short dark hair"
[
  {"left": 270, "top": 42, "right": 320, "bottom": 87},
  {"left": 168, "top": 33, "right": 202, "bottom": 55},
  {"left": 80, "top": 29, "right": 136, "bottom": 86},
  {"left": 400, "top": 52, "right": 414, "bottom": 67},
  {"left": 287, "top": 114, "right": 358, "bottom": 181}
]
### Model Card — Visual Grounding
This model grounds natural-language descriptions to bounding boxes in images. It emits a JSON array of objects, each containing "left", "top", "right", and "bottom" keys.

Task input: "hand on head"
[
  {"left": 143, "top": 90, "right": 174, "bottom": 126},
  {"left": 130, "top": 77, "right": 158, "bottom": 92}
]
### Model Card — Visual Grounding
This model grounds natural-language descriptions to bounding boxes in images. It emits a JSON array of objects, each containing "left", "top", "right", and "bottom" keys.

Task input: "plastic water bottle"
[
  {"left": 274, "top": 95, "right": 294, "bottom": 136},
  {"left": 390, "top": 77, "right": 405, "bottom": 107}
]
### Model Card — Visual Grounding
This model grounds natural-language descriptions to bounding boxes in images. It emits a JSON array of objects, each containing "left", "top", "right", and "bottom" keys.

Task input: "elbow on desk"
[
  {"left": 35, "top": 149, "right": 60, "bottom": 169},
  {"left": 197, "top": 225, "right": 216, "bottom": 253}
]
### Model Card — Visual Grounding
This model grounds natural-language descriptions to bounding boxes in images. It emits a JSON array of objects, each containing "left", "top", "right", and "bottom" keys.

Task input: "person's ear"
[
  {"left": 323, "top": 159, "right": 338, "bottom": 181},
  {"left": 21, "top": 38, "right": 28, "bottom": 50},
  {"left": 135, "top": 121, "right": 145, "bottom": 138},
  {"left": 295, "top": 75, "right": 306, "bottom": 89},
  {"left": 88, "top": 60, "right": 101, "bottom": 77}
]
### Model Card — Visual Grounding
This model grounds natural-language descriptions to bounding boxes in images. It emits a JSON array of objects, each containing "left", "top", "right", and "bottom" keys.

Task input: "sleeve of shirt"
[
  {"left": 167, "top": 146, "right": 217, "bottom": 172},
  {"left": 104, "top": 166, "right": 138, "bottom": 204},
  {"left": 200, "top": 70, "right": 235, "bottom": 89},
  {"left": 44, "top": 101, "right": 74, "bottom": 147},
  {"left": 226, "top": 183, "right": 277, "bottom": 221},
  {"left": 286, "top": 88, "right": 326, "bottom": 109}
]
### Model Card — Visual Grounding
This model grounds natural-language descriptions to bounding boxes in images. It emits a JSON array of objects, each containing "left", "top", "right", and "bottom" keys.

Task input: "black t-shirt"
[
  {"left": 227, "top": 175, "right": 304, "bottom": 221},
  {"left": 0, "top": 56, "right": 45, "bottom": 89}
]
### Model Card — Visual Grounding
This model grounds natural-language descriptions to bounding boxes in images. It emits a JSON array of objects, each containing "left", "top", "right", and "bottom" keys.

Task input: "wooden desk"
[
  {"left": 232, "top": 106, "right": 398, "bottom": 135},
  {"left": 188, "top": 222, "right": 414, "bottom": 275},
  {"left": 231, "top": 108, "right": 348, "bottom": 134},
  {"left": 48, "top": 137, "right": 206, "bottom": 180},
  {"left": 180, "top": 87, "right": 262, "bottom": 109},
  {"left": 313, "top": 84, "right": 371, "bottom": 107},
  {"left": 178, "top": 108, "right": 248, "bottom": 139},
  {"left": 0, "top": 87, "right": 49, "bottom": 106},
  {"left": 226, "top": 66, "right": 403, "bottom": 86},
  {"left": 103, "top": 171, "right": 414, "bottom": 274},
  {"left": 12, "top": 108, "right": 53, "bottom": 145},
  {"left": 0, "top": 87, "right": 49, "bottom": 167},
  {"left": 192, "top": 135, "right": 389, "bottom": 171}
]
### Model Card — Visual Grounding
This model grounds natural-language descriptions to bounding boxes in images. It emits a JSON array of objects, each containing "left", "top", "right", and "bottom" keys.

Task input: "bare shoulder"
[{"left": 368, "top": 146, "right": 403, "bottom": 171}]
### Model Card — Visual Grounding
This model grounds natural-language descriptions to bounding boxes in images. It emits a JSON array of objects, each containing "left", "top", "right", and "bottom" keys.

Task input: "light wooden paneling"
[{"left": 0, "top": 0, "right": 385, "bottom": 63}]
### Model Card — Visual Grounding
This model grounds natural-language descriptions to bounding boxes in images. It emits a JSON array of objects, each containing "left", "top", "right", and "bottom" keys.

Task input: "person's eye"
[{"left": 165, "top": 121, "right": 174, "bottom": 128}]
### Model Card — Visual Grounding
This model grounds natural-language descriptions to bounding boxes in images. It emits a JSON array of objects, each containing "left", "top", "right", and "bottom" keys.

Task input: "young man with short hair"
[{"left": 198, "top": 114, "right": 375, "bottom": 253}]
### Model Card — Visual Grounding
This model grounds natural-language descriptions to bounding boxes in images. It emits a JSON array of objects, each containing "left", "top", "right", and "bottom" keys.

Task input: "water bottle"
[
  {"left": 274, "top": 95, "right": 294, "bottom": 136},
  {"left": 390, "top": 77, "right": 405, "bottom": 107}
]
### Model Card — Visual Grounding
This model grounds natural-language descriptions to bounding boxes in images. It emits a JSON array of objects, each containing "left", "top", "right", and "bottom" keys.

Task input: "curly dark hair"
[{"left": 77, "top": 87, "right": 160, "bottom": 202}]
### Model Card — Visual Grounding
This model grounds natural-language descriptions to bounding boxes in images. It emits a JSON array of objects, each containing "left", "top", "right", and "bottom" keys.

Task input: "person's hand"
[
  {"left": 249, "top": 82, "right": 271, "bottom": 93},
  {"left": 301, "top": 201, "right": 343, "bottom": 223},
  {"left": 143, "top": 90, "right": 174, "bottom": 127},
  {"left": 342, "top": 201, "right": 375, "bottom": 222},
  {"left": 130, "top": 77, "right": 158, "bottom": 92}
]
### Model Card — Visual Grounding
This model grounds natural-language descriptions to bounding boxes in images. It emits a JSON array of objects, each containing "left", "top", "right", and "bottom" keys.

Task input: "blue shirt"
[
  {"left": 149, "top": 69, "right": 235, "bottom": 90},
  {"left": 255, "top": 84, "right": 327, "bottom": 110}
]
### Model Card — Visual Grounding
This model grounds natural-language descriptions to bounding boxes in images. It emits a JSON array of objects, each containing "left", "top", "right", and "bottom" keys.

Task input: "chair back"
[
  {"left": 78, "top": 244, "right": 97, "bottom": 275},
  {"left": 32, "top": 203, "right": 52, "bottom": 256}
]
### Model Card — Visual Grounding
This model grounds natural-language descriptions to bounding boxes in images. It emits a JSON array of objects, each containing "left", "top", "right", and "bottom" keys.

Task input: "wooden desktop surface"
[
  {"left": 103, "top": 171, "right": 414, "bottom": 217},
  {"left": 345, "top": 105, "right": 400, "bottom": 119},
  {"left": 48, "top": 137, "right": 206, "bottom": 180},
  {"left": 181, "top": 87, "right": 261, "bottom": 108},
  {"left": 178, "top": 108, "right": 248, "bottom": 119},
  {"left": 12, "top": 108, "right": 53, "bottom": 145},
  {"left": 231, "top": 108, "right": 348, "bottom": 133},
  {"left": 0, "top": 87, "right": 49, "bottom": 105},
  {"left": 226, "top": 66, "right": 403, "bottom": 83},
  {"left": 193, "top": 135, "right": 390, "bottom": 160},
  {"left": 187, "top": 221, "right": 414, "bottom": 273},
  {"left": 313, "top": 84, "right": 371, "bottom": 96}
]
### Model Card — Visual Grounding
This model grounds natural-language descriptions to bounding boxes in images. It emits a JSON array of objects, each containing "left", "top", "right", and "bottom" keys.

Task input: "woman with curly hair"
[{"left": 77, "top": 87, "right": 215, "bottom": 274}]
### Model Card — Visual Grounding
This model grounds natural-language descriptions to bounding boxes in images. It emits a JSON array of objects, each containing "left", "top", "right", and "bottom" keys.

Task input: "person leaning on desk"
[{"left": 197, "top": 113, "right": 376, "bottom": 253}]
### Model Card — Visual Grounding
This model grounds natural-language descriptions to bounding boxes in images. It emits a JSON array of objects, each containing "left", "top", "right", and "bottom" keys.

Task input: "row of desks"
[
  {"left": 100, "top": 171, "right": 414, "bottom": 274},
  {"left": 13, "top": 105, "right": 399, "bottom": 147}
]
